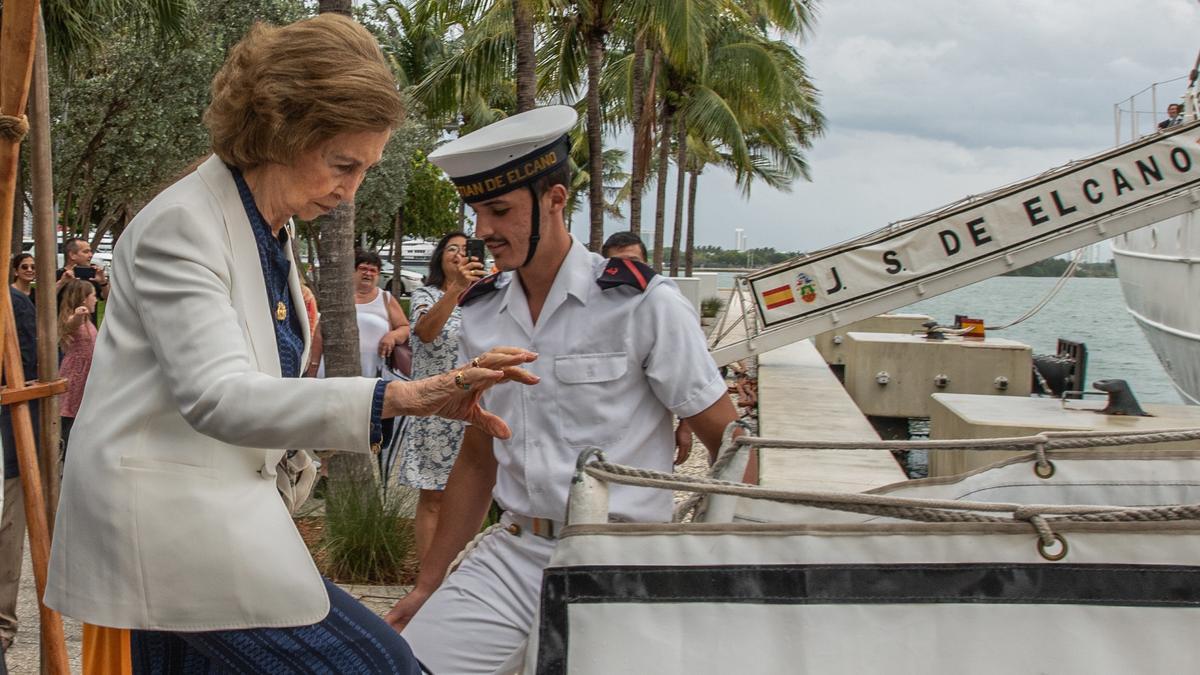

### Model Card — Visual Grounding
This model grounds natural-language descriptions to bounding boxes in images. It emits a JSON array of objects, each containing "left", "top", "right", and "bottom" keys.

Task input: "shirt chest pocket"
[{"left": 554, "top": 352, "right": 629, "bottom": 448}]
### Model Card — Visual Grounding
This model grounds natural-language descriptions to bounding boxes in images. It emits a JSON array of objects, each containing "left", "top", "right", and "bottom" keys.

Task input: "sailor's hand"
[
  {"left": 386, "top": 587, "right": 431, "bottom": 632},
  {"left": 383, "top": 347, "right": 538, "bottom": 438},
  {"left": 674, "top": 421, "right": 693, "bottom": 465}
]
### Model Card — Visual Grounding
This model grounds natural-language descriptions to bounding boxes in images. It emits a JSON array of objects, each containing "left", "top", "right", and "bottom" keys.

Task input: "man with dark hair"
[
  {"left": 55, "top": 237, "right": 109, "bottom": 303},
  {"left": 601, "top": 230, "right": 648, "bottom": 263},
  {"left": 388, "top": 106, "right": 739, "bottom": 673},
  {"left": 1159, "top": 103, "right": 1184, "bottom": 130}
]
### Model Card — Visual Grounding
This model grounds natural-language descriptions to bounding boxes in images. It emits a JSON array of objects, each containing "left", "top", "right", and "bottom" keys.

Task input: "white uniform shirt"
[{"left": 458, "top": 239, "right": 726, "bottom": 523}]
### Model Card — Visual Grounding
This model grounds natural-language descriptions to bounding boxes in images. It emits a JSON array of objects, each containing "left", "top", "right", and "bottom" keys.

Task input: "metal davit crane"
[{"left": 710, "top": 120, "right": 1200, "bottom": 366}]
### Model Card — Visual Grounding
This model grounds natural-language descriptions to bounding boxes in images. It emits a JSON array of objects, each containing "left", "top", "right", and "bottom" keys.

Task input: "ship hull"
[{"left": 1113, "top": 210, "right": 1200, "bottom": 403}]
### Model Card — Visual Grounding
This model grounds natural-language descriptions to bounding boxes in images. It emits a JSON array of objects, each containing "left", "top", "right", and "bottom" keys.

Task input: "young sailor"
[{"left": 387, "top": 105, "right": 739, "bottom": 672}]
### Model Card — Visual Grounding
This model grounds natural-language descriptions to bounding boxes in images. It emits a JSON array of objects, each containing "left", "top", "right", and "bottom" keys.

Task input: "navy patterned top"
[{"left": 230, "top": 166, "right": 386, "bottom": 445}]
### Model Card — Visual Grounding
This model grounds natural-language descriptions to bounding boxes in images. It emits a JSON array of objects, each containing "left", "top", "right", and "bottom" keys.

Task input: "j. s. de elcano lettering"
[{"left": 861, "top": 143, "right": 1196, "bottom": 281}]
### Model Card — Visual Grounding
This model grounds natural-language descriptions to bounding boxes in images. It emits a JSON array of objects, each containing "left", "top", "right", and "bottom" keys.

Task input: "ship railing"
[{"left": 1113, "top": 74, "right": 1192, "bottom": 145}]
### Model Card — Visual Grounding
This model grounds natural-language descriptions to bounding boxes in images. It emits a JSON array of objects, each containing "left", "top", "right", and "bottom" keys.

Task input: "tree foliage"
[{"left": 48, "top": 0, "right": 307, "bottom": 240}]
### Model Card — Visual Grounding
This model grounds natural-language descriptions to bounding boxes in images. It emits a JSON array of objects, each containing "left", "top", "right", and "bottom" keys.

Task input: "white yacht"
[{"left": 400, "top": 238, "right": 436, "bottom": 261}]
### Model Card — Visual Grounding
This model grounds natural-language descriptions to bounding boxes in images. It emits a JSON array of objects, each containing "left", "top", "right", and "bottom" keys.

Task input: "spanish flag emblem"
[{"left": 762, "top": 284, "right": 795, "bottom": 310}]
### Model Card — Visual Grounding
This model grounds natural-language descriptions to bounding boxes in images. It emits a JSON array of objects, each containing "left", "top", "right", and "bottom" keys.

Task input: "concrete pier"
[
  {"left": 756, "top": 340, "right": 906, "bottom": 493},
  {"left": 709, "top": 287, "right": 906, "bottom": 507}
]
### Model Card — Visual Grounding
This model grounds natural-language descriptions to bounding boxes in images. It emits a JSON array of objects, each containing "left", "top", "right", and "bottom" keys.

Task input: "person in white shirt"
[{"left": 386, "top": 105, "right": 739, "bottom": 673}]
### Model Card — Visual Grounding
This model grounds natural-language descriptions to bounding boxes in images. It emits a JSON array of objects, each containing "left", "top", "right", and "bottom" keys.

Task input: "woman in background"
[
  {"left": 353, "top": 249, "right": 410, "bottom": 452},
  {"left": 395, "top": 231, "right": 486, "bottom": 562},
  {"left": 57, "top": 279, "right": 98, "bottom": 454},
  {"left": 10, "top": 253, "right": 34, "bottom": 298}
]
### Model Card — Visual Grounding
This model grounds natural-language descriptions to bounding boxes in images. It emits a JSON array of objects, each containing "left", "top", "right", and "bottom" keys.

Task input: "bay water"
[
  {"left": 717, "top": 273, "right": 1182, "bottom": 405},
  {"left": 901, "top": 276, "right": 1181, "bottom": 405}
]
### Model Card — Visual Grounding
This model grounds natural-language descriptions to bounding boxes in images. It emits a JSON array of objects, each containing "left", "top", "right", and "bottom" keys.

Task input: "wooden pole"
[
  {"left": 29, "top": 8, "right": 59, "bottom": 520},
  {"left": 0, "top": 1, "right": 70, "bottom": 672}
]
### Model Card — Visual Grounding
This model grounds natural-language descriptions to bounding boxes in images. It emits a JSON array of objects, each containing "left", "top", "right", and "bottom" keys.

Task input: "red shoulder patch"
[
  {"left": 596, "top": 257, "right": 657, "bottom": 292},
  {"left": 458, "top": 272, "right": 503, "bottom": 306}
]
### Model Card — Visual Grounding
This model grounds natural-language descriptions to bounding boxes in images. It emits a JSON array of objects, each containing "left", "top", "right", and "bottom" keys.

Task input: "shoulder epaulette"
[
  {"left": 597, "top": 257, "right": 657, "bottom": 292},
  {"left": 458, "top": 272, "right": 503, "bottom": 306}
]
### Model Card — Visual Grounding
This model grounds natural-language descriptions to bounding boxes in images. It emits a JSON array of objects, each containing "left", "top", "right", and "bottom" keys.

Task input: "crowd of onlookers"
[
  {"left": 0, "top": 237, "right": 107, "bottom": 650},
  {"left": 0, "top": 227, "right": 750, "bottom": 654}
]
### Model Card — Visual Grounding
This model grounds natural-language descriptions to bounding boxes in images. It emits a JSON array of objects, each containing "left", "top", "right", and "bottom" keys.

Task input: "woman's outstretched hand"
[{"left": 383, "top": 347, "right": 538, "bottom": 438}]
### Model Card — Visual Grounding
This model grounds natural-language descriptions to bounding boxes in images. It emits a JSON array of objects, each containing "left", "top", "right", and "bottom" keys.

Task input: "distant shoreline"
[{"left": 1001, "top": 259, "right": 1117, "bottom": 278}]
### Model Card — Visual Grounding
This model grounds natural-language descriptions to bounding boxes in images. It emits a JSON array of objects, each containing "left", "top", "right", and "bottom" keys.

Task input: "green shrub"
[
  {"left": 321, "top": 479, "right": 416, "bottom": 584},
  {"left": 700, "top": 296, "right": 725, "bottom": 318}
]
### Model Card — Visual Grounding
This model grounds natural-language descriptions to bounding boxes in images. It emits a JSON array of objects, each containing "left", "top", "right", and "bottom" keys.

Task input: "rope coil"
[{"left": 0, "top": 114, "right": 29, "bottom": 142}]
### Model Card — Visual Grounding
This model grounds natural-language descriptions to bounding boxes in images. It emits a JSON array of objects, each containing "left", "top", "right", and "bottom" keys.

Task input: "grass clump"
[
  {"left": 700, "top": 296, "right": 725, "bottom": 318},
  {"left": 320, "top": 479, "right": 416, "bottom": 584}
]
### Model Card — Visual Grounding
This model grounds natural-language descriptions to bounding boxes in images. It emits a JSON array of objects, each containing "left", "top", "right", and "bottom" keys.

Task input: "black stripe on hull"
[{"left": 535, "top": 563, "right": 1200, "bottom": 674}]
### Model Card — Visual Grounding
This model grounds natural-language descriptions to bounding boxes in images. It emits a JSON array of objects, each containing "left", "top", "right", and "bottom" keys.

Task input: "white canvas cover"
[
  {"left": 528, "top": 446, "right": 1200, "bottom": 674},
  {"left": 528, "top": 521, "right": 1200, "bottom": 675}
]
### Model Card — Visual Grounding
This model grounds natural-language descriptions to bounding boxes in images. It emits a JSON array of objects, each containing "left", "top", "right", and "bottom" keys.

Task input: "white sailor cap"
[{"left": 429, "top": 105, "right": 577, "bottom": 203}]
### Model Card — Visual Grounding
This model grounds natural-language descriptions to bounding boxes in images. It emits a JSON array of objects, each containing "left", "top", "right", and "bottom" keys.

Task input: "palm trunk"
[
  {"left": 652, "top": 98, "right": 673, "bottom": 272},
  {"left": 318, "top": 0, "right": 351, "bottom": 16},
  {"left": 628, "top": 33, "right": 646, "bottom": 235},
  {"left": 390, "top": 207, "right": 405, "bottom": 297},
  {"left": 318, "top": 0, "right": 371, "bottom": 485},
  {"left": 586, "top": 24, "right": 606, "bottom": 251},
  {"left": 513, "top": 0, "right": 535, "bottom": 112},
  {"left": 685, "top": 169, "right": 698, "bottom": 276},
  {"left": 315, "top": 203, "right": 370, "bottom": 483},
  {"left": 669, "top": 119, "right": 686, "bottom": 276}
]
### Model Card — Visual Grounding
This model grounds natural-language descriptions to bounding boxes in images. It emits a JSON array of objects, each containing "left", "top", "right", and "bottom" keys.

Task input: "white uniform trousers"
[{"left": 403, "top": 512, "right": 557, "bottom": 674}]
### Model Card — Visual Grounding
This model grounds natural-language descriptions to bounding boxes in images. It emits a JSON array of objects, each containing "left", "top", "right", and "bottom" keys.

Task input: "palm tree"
[
  {"left": 675, "top": 17, "right": 825, "bottom": 273},
  {"left": 513, "top": 0, "right": 537, "bottom": 111},
  {"left": 42, "top": 0, "right": 194, "bottom": 66},
  {"left": 316, "top": 0, "right": 374, "bottom": 483},
  {"left": 577, "top": 0, "right": 611, "bottom": 251}
]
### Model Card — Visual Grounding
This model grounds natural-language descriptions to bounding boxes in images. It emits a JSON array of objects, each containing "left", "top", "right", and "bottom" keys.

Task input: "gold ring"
[
  {"left": 471, "top": 357, "right": 482, "bottom": 369},
  {"left": 454, "top": 372, "right": 471, "bottom": 390}
]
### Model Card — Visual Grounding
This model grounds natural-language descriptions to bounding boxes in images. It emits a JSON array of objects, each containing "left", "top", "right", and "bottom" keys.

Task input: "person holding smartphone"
[
  {"left": 55, "top": 237, "right": 109, "bottom": 318},
  {"left": 393, "top": 232, "right": 488, "bottom": 564}
]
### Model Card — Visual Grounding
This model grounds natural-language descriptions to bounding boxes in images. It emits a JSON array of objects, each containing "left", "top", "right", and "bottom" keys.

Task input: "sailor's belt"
[{"left": 505, "top": 512, "right": 564, "bottom": 540}]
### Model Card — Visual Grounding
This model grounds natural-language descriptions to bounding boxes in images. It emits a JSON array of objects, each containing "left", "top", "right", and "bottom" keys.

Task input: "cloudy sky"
[{"left": 618, "top": 0, "right": 1200, "bottom": 254}]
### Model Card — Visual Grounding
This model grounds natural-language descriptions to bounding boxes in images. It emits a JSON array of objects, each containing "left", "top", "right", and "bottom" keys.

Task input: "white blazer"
[{"left": 45, "top": 156, "right": 378, "bottom": 630}]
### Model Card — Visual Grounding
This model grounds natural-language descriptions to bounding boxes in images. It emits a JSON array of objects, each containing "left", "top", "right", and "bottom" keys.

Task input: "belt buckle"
[{"left": 530, "top": 517, "right": 557, "bottom": 539}]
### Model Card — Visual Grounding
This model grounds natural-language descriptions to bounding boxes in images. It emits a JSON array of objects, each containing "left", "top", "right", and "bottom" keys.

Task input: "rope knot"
[
  {"left": 1013, "top": 507, "right": 1057, "bottom": 546},
  {"left": 0, "top": 115, "right": 29, "bottom": 142}
]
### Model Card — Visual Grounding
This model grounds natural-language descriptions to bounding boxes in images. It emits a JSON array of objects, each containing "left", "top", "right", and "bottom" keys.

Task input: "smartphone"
[
  {"left": 73, "top": 265, "right": 96, "bottom": 281},
  {"left": 465, "top": 238, "right": 486, "bottom": 263}
]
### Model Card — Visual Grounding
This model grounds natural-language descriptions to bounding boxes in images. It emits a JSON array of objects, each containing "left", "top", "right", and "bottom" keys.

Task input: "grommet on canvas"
[
  {"left": 1034, "top": 459, "right": 1055, "bottom": 479},
  {"left": 1037, "top": 533, "right": 1068, "bottom": 561}
]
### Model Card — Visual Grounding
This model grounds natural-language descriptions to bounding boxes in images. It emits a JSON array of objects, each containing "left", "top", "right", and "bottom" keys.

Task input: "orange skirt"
[{"left": 82, "top": 624, "right": 131, "bottom": 675}]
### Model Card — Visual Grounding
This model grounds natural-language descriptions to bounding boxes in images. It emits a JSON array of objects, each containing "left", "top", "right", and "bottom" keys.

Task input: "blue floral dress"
[{"left": 394, "top": 285, "right": 465, "bottom": 490}]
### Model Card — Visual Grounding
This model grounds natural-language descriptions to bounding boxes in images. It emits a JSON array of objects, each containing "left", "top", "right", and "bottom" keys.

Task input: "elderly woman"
[{"left": 44, "top": 15, "right": 535, "bottom": 672}]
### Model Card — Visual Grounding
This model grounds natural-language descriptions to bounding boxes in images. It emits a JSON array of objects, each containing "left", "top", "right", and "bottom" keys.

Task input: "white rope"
[
  {"left": 590, "top": 460, "right": 1200, "bottom": 526},
  {"left": 986, "top": 247, "right": 1084, "bottom": 331},
  {"left": 735, "top": 426, "right": 1200, "bottom": 453},
  {"left": 444, "top": 523, "right": 503, "bottom": 581},
  {"left": 672, "top": 425, "right": 1200, "bottom": 522}
]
